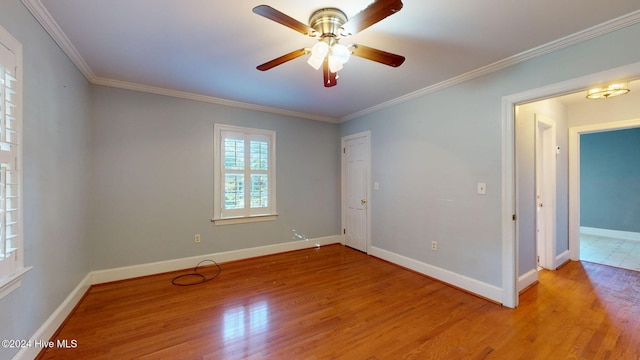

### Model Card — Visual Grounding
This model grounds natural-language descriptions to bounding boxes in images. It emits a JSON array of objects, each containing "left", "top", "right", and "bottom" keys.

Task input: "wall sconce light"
[{"left": 586, "top": 82, "right": 630, "bottom": 99}]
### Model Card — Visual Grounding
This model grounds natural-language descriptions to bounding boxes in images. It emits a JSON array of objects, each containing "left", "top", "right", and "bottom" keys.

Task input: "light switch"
[
  {"left": 374, "top": 182, "right": 379, "bottom": 190},
  {"left": 477, "top": 182, "right": 487, "bottom": 195}
]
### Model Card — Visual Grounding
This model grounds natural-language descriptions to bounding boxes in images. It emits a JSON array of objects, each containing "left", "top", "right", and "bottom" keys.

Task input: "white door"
[
  {"left": 342, "top": 132, "right": 370, "bottom": 253},
  {"left": 535, "top": 115, "right": 556, "bottom": 270}
]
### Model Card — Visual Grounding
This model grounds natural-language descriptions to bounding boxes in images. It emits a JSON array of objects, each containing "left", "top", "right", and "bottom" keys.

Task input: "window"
[
  {"left": 0, "top": 25, "right": 28, "bottom": 299},
  {"left": 213, "top": 124, "right": 276, "bottom": 225}
]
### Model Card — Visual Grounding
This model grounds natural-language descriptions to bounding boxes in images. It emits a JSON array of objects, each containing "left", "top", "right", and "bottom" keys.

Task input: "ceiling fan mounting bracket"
[{"left": 309, "top": 8, "right": 348, "bottom": 39}]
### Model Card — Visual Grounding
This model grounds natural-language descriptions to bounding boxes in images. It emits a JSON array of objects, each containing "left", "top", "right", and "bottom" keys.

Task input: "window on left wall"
[
  {"left": 213, "top": 124, "right": 277, "bottom": 225},
  {"left": 0, "top": 25, "right": 29, "bottom": 299}
]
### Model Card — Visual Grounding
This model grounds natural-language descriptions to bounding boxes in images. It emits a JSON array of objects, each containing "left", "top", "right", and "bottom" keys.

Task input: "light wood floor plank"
[{"left": 37, "top": 244, "right": 640, "bottom": 359}]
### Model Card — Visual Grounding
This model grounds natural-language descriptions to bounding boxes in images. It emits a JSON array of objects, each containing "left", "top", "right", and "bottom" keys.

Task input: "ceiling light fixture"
[
  {"left": 253, "top": 3, "right": 405, "bottom": 87},
  {"left": 307, "top": 40, "right": 351, "bottom": 73},
  {"left": 586, "top": 82, "right": 630, "bottom": 99},
  {"left": 307, "top": 41, "right": 329, "bottom": 70}
]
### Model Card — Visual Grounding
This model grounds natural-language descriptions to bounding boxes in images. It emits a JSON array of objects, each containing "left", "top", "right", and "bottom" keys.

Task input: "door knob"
[{"left": 361, "top": 199, "right": 367, "bottom": 204}]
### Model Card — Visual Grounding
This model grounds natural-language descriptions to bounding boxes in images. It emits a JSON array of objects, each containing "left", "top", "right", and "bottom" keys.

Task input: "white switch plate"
[
  {"left": 477, "top": 182, "right": 487, "bottom": 195},
  {"left": 374, "top": 182, "right": 379, "bottom": 190}
]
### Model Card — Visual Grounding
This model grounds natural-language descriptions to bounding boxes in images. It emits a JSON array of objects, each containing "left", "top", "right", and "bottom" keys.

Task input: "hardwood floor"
[{"left": 38, "top": 244, "right": 640, "bottom": 359}]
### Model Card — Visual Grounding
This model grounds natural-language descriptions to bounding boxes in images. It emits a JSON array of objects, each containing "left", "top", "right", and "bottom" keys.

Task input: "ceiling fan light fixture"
[
  {"left": 328, "top": 56, "right": 344, "bottom": 73},
  {"left": 307, "top": 54, "right": 324, "bottom": 70},
  {"left": 309, "top": 42, "right": 351, "bottom": 73},
  {"left": 586, "top": 82, "right": 630, "bottom": 99},
  {"left": 253, "top": 3, "right": 405, "bottom": 86},
  {"left": 307, "top": 41, "right": 329, "bottom": 70},
  {"left": 310, "top": 41, "right": 329, "bottom": 59},
  {"left": 331, "top": 43, "right": 351, "bottom": 64}
]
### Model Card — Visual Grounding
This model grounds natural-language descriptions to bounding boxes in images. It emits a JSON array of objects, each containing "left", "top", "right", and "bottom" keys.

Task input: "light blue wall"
[
  {"left": 89, "top": 86, "right": 341, "bottom": 270},
  {"left": 580, "top": 127, "right": 640, "bottom": 233},
  {"left": 0, "top": 1, "right": 92, "bottom": 359},
  {"left": 341, "top": 22, "right": 640, "bottom": 288},
  {"left": 515, "top": 105, "right": 537, "bottom": 277},
  {"left": 3, "top": 0, "right": 640, "bottom": 354},
  {"left": 1, "top": 1, "right": 340, "bottom": 355}
]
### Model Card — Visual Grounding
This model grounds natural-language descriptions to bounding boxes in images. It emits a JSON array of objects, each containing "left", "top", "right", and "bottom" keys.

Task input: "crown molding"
[
  {"left": 340, "top": 9, "right": 640, "bottom": 122},
  {"left": 21, "top": 0, "right": 95, "bottom": 80},
  {"left": 92, "top": 77, "right": 340, "bottom": 123},
  {"left": 21, "top": 0, "right": 640, "bottom": 124},
  {"left": 20, "top": 0, "right": 339, "bottom": 124}
]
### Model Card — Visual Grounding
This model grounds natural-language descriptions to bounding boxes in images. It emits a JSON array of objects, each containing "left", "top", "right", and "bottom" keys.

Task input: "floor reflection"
[{"left": 222, "top": 300, "right": 270, "bottom": 343}]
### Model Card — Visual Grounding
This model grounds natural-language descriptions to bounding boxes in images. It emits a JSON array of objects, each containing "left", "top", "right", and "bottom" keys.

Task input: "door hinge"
[
  {"left": 343, "top": 147, "right": 346, "bottom": 154},
  {"left": 512, "top": 214, "right": 517, "bottom": 221},
  {"left": 343, "top": 228, "right": 346, "bottom": 235}
]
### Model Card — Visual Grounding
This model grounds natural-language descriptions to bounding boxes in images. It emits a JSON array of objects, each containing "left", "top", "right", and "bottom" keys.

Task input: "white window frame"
[
  {"left": 0, "top": 25, "right": 30, "bottom": 300},
  {"left": 213, "top": 124, "right": 277, "bottom": 225}
]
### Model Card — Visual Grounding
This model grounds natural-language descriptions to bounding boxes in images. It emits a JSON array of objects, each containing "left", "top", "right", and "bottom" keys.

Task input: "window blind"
[
  {"left": 0, "top": 43, "right": 19, "bottom": 279},
  {"left": 213, "top": 124, "right": 276, "bottom": 224}
]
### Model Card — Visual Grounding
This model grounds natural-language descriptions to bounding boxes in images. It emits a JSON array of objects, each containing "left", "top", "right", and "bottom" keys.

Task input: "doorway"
[
  {"left": 514, "top": 109, "right": 558, "bottom": 293},
  {"left": 341, "top": 131, "right": 371, "bottom": 253},
  {"left": 501, "top": 62, "right": 640, "bottom": 308},
  {"left": 569, "top": 121, "right": 640, "bottom": 270}
]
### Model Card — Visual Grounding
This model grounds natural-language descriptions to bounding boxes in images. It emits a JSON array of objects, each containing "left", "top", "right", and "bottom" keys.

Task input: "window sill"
[
  {"left": 0, "top": 266, "right": 33, "bottom": 300},
  {"left": 212, "top": 214, "right": 278, "bottom": 226}
]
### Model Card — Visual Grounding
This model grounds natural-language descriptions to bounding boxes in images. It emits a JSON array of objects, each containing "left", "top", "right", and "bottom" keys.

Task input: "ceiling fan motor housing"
[{"left": 309, "top": 8, "right": 348, "bottom": 41}]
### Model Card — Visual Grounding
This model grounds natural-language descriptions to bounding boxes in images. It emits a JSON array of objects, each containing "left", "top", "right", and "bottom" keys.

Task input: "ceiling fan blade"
[
  {"left": 341, "top": 0, "right": 403, "bottom": 36},
  {"left": 253, "top": 5, "right": 318, "bottom": 37},
  {"left": 323, "top": 58, "right": 338, "bottom": 87},
  {"left": 351, "top": 44, "right": 405, "bottom": 67},
  {"left": 257, "top": 49, "right": 309, "bottom": 71}
]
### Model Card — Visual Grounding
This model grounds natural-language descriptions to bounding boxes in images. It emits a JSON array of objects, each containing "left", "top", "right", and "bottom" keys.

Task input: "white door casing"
[{"left": 342, "top": 131, "right": 370, "bottom": 253}]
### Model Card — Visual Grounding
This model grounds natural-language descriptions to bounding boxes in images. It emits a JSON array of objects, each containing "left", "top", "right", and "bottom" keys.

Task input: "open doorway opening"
[
  {"left": 502, "top": 63, "right": 640, "bottom": 308},
  {"left": 516, "top": 81, "right": 640, "bottom": 276},
  {"left": 569, "top": 122, "right": 640, "bottom": 271},
  {"left": 516, "top": 80, "right": 640, "bottom": 293},
  {"left": 514, "top": 105, "right": 563, "bottom": 294}
]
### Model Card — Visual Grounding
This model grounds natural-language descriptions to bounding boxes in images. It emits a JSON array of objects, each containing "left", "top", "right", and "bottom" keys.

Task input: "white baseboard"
[
  {"left": 517, "top": 268, "right": 538, "bottom": 293},
  {"left": 516, "top": 248, "right": 571, "bottom": 296},
  {"left": 555, "top": 250, "right": 571, "bottom": 268},
  {"left": 580, "top": 227, "right": 640, "bottom": 242},
  {"left": 91, "top": 235, "right": 341, "bottom": 284},
  {"left": 14, "top": 236, "right": 340, "bottom": 360},
  {"left": 13, "top": 273, "right": 92, "bottom": 360},
  {"left": 369, "top": 246, "right": 503, "bottom": 304}
]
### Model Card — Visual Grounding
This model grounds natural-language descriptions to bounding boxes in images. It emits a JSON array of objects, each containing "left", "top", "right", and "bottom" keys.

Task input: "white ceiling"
[{"left": 23, "top": 0, "right": 640, "bottom": 122}]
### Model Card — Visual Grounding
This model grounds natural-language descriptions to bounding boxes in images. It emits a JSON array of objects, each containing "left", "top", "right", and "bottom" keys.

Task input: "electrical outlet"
[
  {"left": 194, "top": 234, "right": 201, "bottom": 243},
  {"left": 431, "top": 241, "right": 437, "bottom": 251}
]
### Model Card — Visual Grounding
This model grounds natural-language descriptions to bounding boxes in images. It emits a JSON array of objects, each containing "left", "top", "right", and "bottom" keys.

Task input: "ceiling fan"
[{"left": 253, "top": 0, "right": 406, "bottom": 87}]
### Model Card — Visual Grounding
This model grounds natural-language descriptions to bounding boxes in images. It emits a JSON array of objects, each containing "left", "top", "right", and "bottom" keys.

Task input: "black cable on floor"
[{"left": 171, "top": 259, "right": 221, "bottom": 286}]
